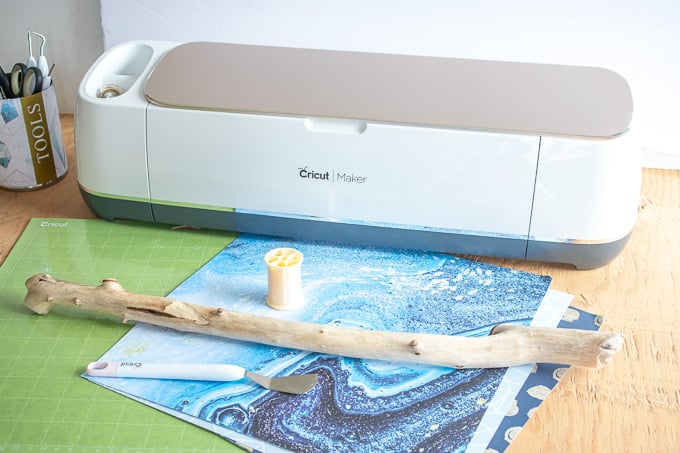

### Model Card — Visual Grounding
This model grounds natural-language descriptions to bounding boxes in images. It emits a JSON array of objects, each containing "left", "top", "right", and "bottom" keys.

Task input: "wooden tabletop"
[{"left": 1, "top": 115, "right": 678, "bottom": 451}]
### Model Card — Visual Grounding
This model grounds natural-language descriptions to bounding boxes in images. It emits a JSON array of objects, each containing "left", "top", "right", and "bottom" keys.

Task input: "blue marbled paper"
[{"left": 86, "top": 234, "right": 555, "bottom": 452}]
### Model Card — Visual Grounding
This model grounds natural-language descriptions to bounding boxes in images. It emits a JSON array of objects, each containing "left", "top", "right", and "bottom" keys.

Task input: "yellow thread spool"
[{"left": 264, "top": 248, "right": 304, "bottom": 310}]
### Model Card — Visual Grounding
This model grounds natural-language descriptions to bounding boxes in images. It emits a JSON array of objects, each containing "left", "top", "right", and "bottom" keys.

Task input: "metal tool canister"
[{"left": 0, "top": 84, "right": 67, "bottom": 190}]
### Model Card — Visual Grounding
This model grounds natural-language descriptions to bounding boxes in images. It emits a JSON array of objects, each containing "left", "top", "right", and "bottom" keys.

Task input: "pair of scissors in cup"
[{"left": 0, "top": 63, "right": 44, "bottom": 98}]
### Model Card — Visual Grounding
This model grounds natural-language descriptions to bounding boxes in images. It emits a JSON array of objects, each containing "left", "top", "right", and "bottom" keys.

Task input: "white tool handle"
[{"left": 86, "top": 362, "right": 246, "bottom": 382}]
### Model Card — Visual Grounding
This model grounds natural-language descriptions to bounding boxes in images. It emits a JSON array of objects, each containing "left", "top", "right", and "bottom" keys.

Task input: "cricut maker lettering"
[{"left": 298, "top": 167, "right": 367, "bottom": 184}]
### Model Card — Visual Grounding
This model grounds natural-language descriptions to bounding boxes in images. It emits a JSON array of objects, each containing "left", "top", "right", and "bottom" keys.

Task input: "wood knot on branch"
[
  {"left": 410, "top": 339, "right": 425, "bottom": 355},
  {"left": 597, "top": 333, "right": 625, "bottom": 367},
  {"left": 33, "top": 273, "right": 57, "bottom": 284},
  {"left": 161, "top": 301, "right": 210, "bottom": 325},
  {"left": 101, "top": 279, "right": 123, "bottom": 290}
]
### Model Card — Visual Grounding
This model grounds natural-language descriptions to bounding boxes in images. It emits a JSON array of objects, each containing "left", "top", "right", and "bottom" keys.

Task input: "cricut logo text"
[
  {"left": 298, "top": 167, "right": 330, "bottom": 181},
  {"left": 120, "top": 362, "right": 142, "bottom": 369},
  {"left": 298, "top": 166, "right": 367, "bottom": 184}
]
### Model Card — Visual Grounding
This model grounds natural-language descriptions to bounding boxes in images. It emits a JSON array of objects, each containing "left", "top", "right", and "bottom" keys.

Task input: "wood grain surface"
[{"left": 1, "top": 115, "right": 677, "bottom": 451}]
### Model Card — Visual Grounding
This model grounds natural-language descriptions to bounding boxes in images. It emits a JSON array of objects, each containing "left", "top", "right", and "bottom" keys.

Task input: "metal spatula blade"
[{"left": 245, "top": 370, "right": 318, "bottom": 394}]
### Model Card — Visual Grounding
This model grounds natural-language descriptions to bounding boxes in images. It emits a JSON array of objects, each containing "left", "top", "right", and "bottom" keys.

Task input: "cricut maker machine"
[{"left": 75, "top": 41, "right": 640, "bottom": 269}]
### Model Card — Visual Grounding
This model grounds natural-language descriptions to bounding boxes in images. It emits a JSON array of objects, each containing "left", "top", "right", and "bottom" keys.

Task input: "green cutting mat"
[{"left": 0, "top": 218, "right": 241, "bottom": 452}]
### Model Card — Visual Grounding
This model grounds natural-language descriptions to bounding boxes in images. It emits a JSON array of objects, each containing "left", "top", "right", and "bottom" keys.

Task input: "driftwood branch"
[{"left": 24, "top": 274, "right": 624, "bottom": 369}]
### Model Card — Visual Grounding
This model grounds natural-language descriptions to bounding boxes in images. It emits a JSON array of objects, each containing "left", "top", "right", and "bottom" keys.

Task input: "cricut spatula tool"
[{"left": 86, "top": 361, "right": 318, "bottom": 395}]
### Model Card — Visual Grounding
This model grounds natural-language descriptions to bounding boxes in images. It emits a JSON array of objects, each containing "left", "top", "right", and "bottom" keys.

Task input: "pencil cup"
[
  {"left": 0, "top": 85, "right": 67, "bottom": 190},
  {"left": 265, "top": 248, "right": 304, "bottom": 310}
]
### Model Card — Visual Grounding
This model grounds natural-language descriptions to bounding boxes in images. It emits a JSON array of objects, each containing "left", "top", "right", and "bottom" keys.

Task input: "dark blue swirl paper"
[
  {"left": 85, "top": 234, "right": 565, "bottom": 452},
  {"left": 485, "top": 308, "right": 603, "bottom": 452}
]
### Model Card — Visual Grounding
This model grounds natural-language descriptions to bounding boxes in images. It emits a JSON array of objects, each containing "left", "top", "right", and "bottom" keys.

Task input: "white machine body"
[{"left": 75, "top": 41, "right": 640, "bottom": 269}]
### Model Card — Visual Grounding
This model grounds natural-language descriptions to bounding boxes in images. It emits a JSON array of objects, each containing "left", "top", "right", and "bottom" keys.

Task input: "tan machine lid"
[{"left": 145, "top": 42, "right": 633, "bottom": 139}]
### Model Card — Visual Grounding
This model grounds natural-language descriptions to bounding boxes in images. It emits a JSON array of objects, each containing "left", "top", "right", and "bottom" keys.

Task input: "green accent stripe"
[{"left": 79, "top": 185, "right": 235, "bottom": 212}]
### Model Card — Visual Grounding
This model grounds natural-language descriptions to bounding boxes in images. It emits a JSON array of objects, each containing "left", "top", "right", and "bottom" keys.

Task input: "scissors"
[
  {"left": 0, "top": 65, "right": 10, "bottom": 99},
  {"left": 7, "top": 63, "right": 44, "bottom": 98}
]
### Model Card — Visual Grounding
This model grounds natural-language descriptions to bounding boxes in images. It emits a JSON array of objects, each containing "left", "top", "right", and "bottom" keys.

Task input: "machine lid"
[{"left": 145, "top": 42, "right": 632, "bottom": 139}]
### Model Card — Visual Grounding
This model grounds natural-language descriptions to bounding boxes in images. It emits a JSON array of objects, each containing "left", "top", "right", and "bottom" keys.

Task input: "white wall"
[
  {"left": 100, "top": 0, "right": 680, "bottom": 169},
  {"left": 1, "top": 1, "right": 678, "bottom": 168}
]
